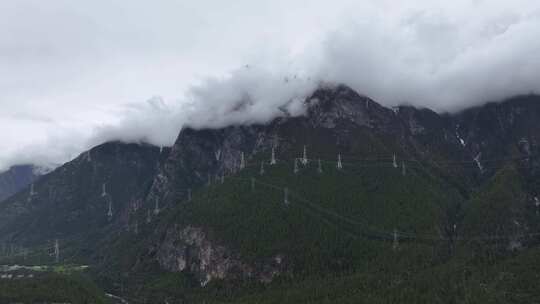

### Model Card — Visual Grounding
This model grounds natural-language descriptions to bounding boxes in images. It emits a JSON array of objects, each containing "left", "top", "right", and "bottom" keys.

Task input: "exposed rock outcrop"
[{"left": 156, "top": 225, "right": 284, "bottom": 286}]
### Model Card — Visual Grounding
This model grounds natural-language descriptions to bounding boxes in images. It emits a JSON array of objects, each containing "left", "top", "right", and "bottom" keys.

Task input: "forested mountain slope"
[{"left": 2, "top": 85, "right": 540, "bottom": 303}]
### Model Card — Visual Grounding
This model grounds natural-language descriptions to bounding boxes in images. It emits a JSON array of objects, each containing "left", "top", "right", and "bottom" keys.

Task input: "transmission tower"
[
  {"left": 101, "top": 183, "right": 107, "bottom": 197},
  {"left": 107, "top": 197, "right": 113, "bottom": 219},
  {"left": 240, "top": 152, "right": 246, "bottom": 170},
  {"left": 337, "top": 154, "right": 343, "bottom": 170},
  {"left": 215, "top": 149, "right": 222, "bottom": 161},
  {"left": 393, "top": 154, "right": 398, "bottom": 168},
  {"left": 318, "top": 159, "right": 323, "bottom": 174},
  {"left": 294, "top": 158, "right": 299, "bottom": 174},
  {"left": 28, "top": 183, "right": 36, "bottom": 202},
  {"left": 54, "top": 239, "right": 59, "bottom": 263},
  {"left": 270, "top": 147, "right": 277, "bottom": 165},
  {"left": 301, "top": 145, "right": 308, "bottom": 165}
]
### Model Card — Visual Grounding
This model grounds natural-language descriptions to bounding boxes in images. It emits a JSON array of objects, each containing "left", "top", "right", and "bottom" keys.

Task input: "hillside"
[
  {"left": 0, "top": 272, "right": 109, "bottom": 304},
  {"left": 0, "top": 142, "right": 167, "bottom": 264},
  {"left": 1, "top": 85, "right": 540, "bottom": 303},
  {"left": 0, "top": 165, "right": 40, "bottom": 202}
]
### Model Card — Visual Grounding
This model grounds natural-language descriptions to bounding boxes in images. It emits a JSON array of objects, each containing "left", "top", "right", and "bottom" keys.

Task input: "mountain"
[
  {"left": 0, "top": 142, "right": 168, "bottom": 257},
  {"left": 1, "top": 85, "right": 540, "bottom": 303},
  {"left": 0, "top": 165, "right": 41, "bottom": 202}
]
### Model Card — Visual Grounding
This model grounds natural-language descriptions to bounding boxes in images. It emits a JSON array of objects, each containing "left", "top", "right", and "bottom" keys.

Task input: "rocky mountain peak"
[{"left": 305, "top": 84, "right": 395, "bottom": 130}]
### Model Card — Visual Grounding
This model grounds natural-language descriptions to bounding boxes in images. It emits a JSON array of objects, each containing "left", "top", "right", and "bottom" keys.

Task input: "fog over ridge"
[{"left": 2, "top": 0, "right": 540, "bottom": 172}]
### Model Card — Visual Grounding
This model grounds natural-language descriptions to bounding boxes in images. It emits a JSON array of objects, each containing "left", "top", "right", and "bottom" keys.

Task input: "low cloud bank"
[{"left": 3, "top": 0, "right": 540, "bottom": 172}]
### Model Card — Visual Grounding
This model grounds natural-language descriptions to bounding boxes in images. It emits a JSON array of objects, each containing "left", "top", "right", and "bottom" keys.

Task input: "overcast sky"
[{"left": 2, "top": 0, "right": 540, "bottom": 171}]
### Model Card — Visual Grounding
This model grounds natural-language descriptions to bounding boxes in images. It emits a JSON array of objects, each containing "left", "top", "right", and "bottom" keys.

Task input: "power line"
[
  {"left": 6, "top": 148, "right": 536, "bottom": 266},
  {"left": 229, "top": 174, "right": 540, "bottom": 243}
]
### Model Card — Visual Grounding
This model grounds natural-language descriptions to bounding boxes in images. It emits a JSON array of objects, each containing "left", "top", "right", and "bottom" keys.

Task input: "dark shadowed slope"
[{"left": 0, "top": 165, "right": 41, "bottom": 202}]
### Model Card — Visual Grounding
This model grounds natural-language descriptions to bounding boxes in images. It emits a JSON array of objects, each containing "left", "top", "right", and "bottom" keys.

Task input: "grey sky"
[{"left": 1, "top": 0, "right": 540, "bottom": 171}]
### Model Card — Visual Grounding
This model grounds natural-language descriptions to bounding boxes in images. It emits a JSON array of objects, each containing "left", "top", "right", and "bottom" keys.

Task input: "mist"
[{"left": 2, "top": 0, "right": 540, "bottom": 172}]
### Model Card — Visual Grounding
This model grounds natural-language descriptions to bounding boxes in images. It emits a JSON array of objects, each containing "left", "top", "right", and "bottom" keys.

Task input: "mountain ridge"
[{"left": 2, "top": 84, "right": 540, "bottom": 303}]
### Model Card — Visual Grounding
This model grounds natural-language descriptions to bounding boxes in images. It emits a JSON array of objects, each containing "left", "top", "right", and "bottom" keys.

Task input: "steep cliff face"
[
  {"left": 146, "top": 125, "right": 273, "bottom": 208},
  {"left": 0, "top": 165, "right": 41, "bottom": 202},
  {"left": 156, "top": 225, "right": 283, "bottom": 286},
  {"left": 453, "top": 95, "right": 540, "bottom": 187},
  {"left": 305, "top": 84, "right": 395, "bottom": 130}
]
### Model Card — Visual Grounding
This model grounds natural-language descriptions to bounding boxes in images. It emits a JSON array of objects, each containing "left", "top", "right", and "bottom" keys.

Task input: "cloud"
[
  {"left": 315, "top": 1, "right": 540, "bottom": 111},
  {"left": 2, "top": 0, "right": 540, "bottom": 172},
  {"left": 87, "top": 65, "right": 318, "bottom": 148}
]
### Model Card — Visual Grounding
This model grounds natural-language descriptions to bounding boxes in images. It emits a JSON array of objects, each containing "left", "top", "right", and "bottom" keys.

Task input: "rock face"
[
  {"left": 453, "top": 95, "right": 540, "bottom": 186},
  {"left": 306, "top": 85, "right": 397, "bottom": 131},
  {"left": 156, "top": 225, "right": 283, "bottom": 286},
  {"left": 0, "top": 165, "right": 41, "bottom": 202},
  {"left": 145, "top": 125, "right": 273, "bottom": 207}
]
